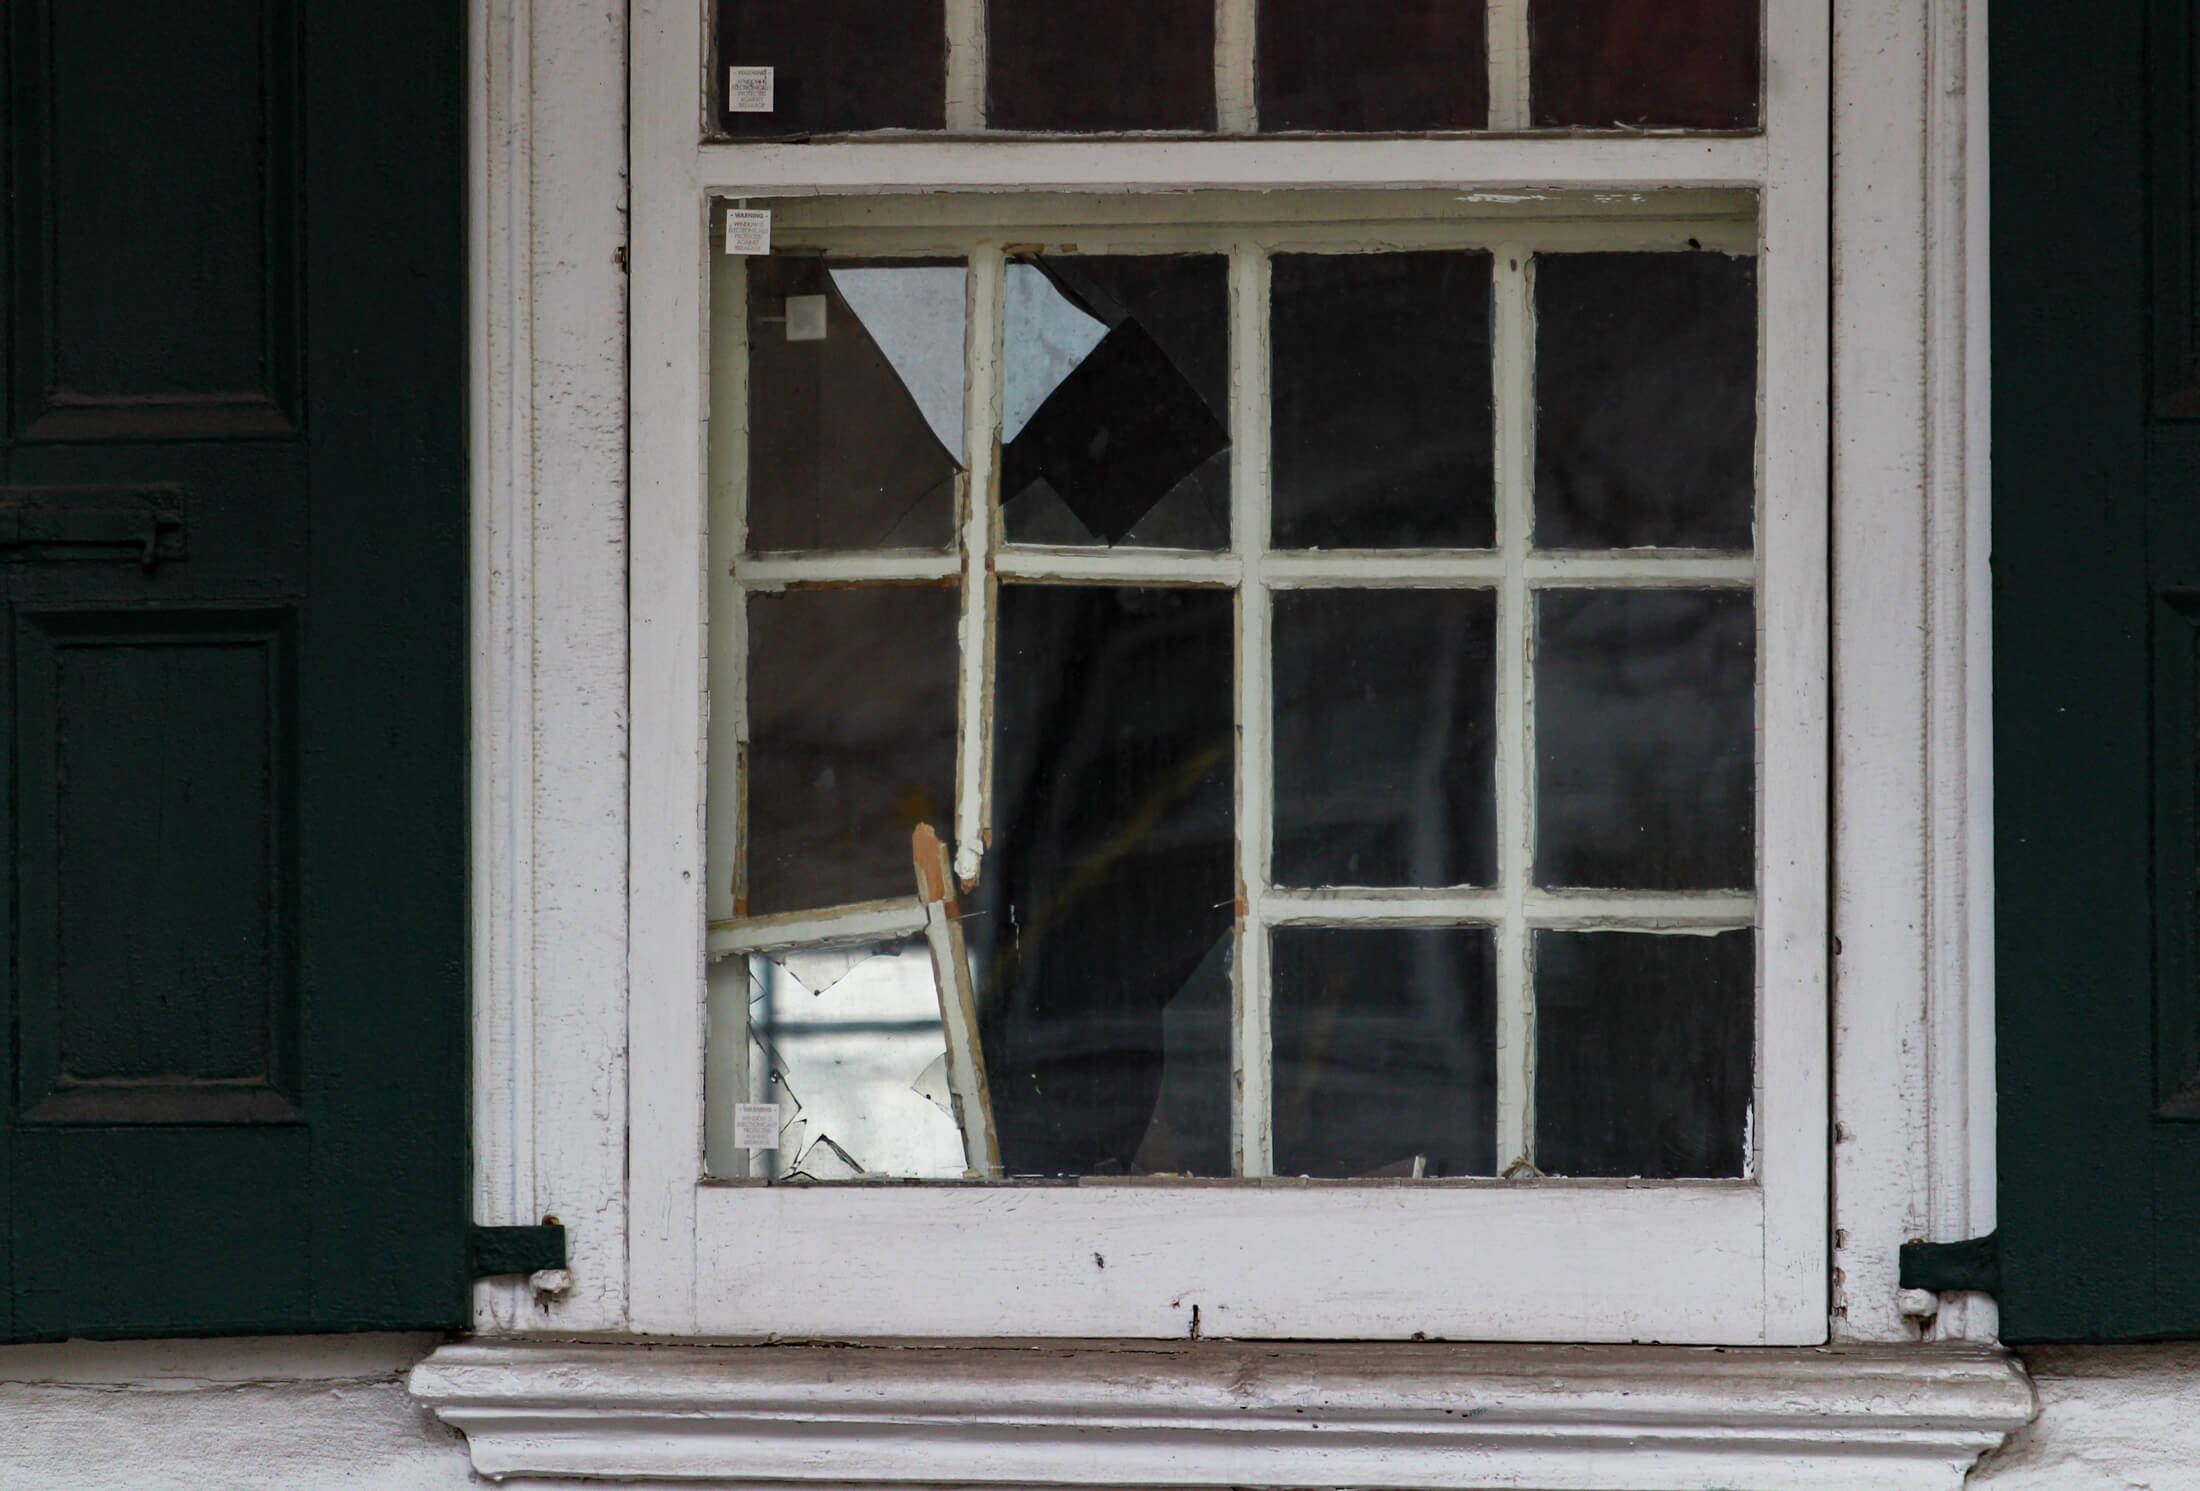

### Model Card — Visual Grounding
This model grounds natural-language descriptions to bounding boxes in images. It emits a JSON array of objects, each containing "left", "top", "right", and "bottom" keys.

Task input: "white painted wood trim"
[
  {"left": 411, "top": 1339, "right": 2035, "bottom": 1490},
  {"left": 470, "top": 0, "right": 631, "bottom": 1332},
  {"left": 1830, "top": 0, "right": 1996, "bottom": 1344}
]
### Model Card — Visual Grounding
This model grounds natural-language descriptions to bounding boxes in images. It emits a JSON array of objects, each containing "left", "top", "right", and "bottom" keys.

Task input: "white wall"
[
  {"left": 0, "top": 1336, "right": 474, "bottom": 1491},
  {"left": 1972, "top": 1347, "right": 2200, "bottom": 1490}
]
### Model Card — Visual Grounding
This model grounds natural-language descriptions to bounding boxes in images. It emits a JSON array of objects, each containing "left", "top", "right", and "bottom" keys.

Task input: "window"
[{"left": 628, "top": 1, "right": 1828, "bottom": 1344}]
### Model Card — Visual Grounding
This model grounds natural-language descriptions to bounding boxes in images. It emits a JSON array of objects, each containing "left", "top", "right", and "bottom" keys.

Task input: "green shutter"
[
  {"left": 1996, "top": 0, "right": 2200, "bottom": 1340},
  {"left": 0, "top": 0, "right": 468, "bottom": 1338}
]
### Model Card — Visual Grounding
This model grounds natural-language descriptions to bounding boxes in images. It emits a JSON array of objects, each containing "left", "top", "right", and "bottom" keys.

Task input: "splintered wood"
[{"left": 912, "top": 823, "right": 1003, "bottom": 1179}]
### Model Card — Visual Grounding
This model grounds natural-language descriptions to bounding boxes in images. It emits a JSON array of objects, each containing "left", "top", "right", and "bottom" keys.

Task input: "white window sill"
[{"left": 409, "top": 1337, "right": 2034, "bottom": 1490}]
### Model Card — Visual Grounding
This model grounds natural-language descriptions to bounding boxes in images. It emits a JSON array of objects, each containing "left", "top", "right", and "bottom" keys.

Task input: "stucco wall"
[
  {"left": 0, "top": 1335, "right": 473, "bottom": 1491},
  {"left": 6, "top": 1336, "right": 2199, "bottom": 1489}
]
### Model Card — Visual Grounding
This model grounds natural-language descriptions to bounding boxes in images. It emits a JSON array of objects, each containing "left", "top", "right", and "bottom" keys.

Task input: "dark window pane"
[
  {"left": 1533, "top": 929, "right": 1753, "bottom": 1177},
  {"left": 746, "top": 256, "right": 964, "bottom": 551},
  {"left": 744, "top": 586, "right": 960, "bottom": 914},
  {"left": 973, "top": 586, "right": 1236, "bottom": 1176},
  {"left": 1273, "top": 589, "right": 1497, "bottom": 887},
  {"left": 1536, "top": 590, "right": 1753, "bottom": 889},
  {"left": 1002, "top": 255, "right": 1230, "bottom": 548},
  {"left": 1535, "top": 253, "right": 1756, "bottom": 550},
  {"left": 715, "top": 0, "right": 946, "bottom": 136},
  {"left": 1272, "top": 252, "right": 1495, "bottom": 549},
  {"left": 1272, "top": 927, "right": 1497, "bottom": 1178},
  {"left": 988, "top": 0, "right": 1215, "bottom": 132},
  {"left": 1258, "top": 0, "right": 1489, "bottom": 132},
  {"left": 1530, "top": 0, "right": 1760, "bottom": 129}
]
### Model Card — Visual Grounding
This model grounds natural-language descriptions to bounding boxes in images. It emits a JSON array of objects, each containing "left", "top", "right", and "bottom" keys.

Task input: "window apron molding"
[{"left": 410, "top": 1338, "right": 2034, "bottom": 1491}]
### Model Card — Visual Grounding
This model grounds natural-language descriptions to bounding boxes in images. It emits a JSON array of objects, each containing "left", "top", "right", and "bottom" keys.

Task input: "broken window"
[{"left": 707, "top": 196, "right": 1762, "bottom": 1186}]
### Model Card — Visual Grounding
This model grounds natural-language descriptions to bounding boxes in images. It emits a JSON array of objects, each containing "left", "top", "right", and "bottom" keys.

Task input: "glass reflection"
[
  {"left": 1272, "top": 927, "right": 1497, "bottom": 1178},
  {"left": 1001, "top": 255, "right": 1230, "bottom": 548},
  {"left": 970, "top": 585, "right": 1237, "bottom": 1176},
  {"left": 746, "top": 256, "right": 966, "bottom": 551},
  {"left": 1533, "top": 929, "right": 1753, "bottom": 1178},
  {"left": 744, "top": 586, "right": 959, "bottom": 915},
  {"left": 747, "top": 938, "right": 970, "bottom": 1180},
  {"left": 1535, "top": 589, "right": 1754, "bottom": 890}
]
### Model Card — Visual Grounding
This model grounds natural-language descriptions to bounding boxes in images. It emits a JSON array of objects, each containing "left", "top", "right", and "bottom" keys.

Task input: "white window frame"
[
  {"left": 618, "top": 2, "right": 1829, "bottom": 1344},
  {"left": 429, "top": 0, "right": 2032, "bottom": 1478}
]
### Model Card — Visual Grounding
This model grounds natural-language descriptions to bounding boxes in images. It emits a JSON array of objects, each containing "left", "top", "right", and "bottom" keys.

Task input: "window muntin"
[{"left": 704, "top": 194, "right": 1763, "bottom": 1188}]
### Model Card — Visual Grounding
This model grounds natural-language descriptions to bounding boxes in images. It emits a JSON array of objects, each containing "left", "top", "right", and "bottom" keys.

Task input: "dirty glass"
[
  {"left": 744, "top": 586, "right": 960, "bottom": 915},
  {"left": 1272, "top": 588, "right": 1498, "bottom": 887},
  {"left": 987, "top": 0, "right": 1216, "bottom": 132},
  {"left": 1532, "top": 929, "right": 1753, "bottom": 1178},
  {"left": 745, "top": 255, "right": 966, "bottom": 552},
  {"left": 1535, "top": 252, "right": 1757, "bottom": 551},
  {"left": 742, "top": 937, "right": 974, "bottom": 1180},
  {"left": 969, "top": 585, "right": 1236, "bottom": 1177},
  {"left": 1257, "top": 0, "right": 1489, "bottom": 133},
  {"left": 1271, "top": 251, "right": 1495, "bottom": 549},
  {"left": 1535, "top": 589, "right": 1754, "bottom": 890},
  {"left": 714, "top": 0, "right": 946, "bottom": 136},
  {"left": 1001, "top": 254, "right": 1230, "bottom": 548},
  {"left": 1530, "top": 0, "right": 1761, "bottom": 130},
  {"left": 1271, "top": 927, "right": 1497, "bottom": 1178}
]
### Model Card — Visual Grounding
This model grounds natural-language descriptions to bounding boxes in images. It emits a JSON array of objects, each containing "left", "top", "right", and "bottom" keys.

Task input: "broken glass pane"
[
  {"left": 1272, "top": 588, "right": 1498, "bottom": 887},
  {"left": 969, "top": 585, "right": 1236, "bottom": 1177},
  {"left": 1535, "top": 252, "right": 1757, "bottom": 550},
  {"left": 745, "top": 255, "right": 966, "bottom": 551},
  {"left": 1257, "top": 0, "right": 1490, "bottom": 132},
  {"left": 1271, "top": 927, "right": 1497, "bottom": 1178},
  {"left": 745, "top": 936, "right": 971, "bottom": 1180},
  {"left": 1533, "top": 929, "right": 1753, "bottom": 1178},
  {"left": 1529, "top": 0, "right": 1761, "bottom": 130},
  {"left": 987, "top": 0, "right": 1216, "bottom": 132},
  {"left": 744, "top": 586, "right": 959, "bottom": 914},
  {"left": 714, "top": 0, "right": 947, "bottom": 136},
  {"left": 1001, "top": 255, "right": 1231, "bottom": 548},
  {"left": 1535, "top": 589, "right": 1754, "bottom": 890},
  {"left": 1271, "top": 251, "right": 1496, "bottom": 549}
]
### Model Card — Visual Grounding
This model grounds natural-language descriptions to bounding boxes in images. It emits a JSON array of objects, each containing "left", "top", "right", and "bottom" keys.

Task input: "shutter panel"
[
  {"left": 0, "top": 0, "right": 468, "bottom": 1338},
  {"left": 1995, "top": 0, "right": 2200, "bottom": 1340}
]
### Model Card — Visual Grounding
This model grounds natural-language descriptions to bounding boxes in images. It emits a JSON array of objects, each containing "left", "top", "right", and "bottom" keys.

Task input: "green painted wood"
[
  {"left": 1996, "top": 0, "right": 2200, "bottom": 1341},
  {"left": 0, "top": 0, "right": 467, "bottom": 1339}
]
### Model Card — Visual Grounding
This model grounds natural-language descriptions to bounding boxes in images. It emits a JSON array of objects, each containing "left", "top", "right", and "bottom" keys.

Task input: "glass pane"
[
  {"left": 1271, "top": 252, "right": 1496, "bottom": 549},
  {"left": 1272, "top": 927, "right": 1497, "bottom": 1178},
  {"left": 1257, "top": 0, "right": 1489, "bottom": 132},
  {"left": 1535, "top": 252, "right": 1757, "bottom": 550},
  {"left": 987, "top": 0, "right": 1216, "bottom": 132},
  {"left": 715, "top": 0, "right": 946, "bottom": 136},
  {"left": 745, "top": 255, "right": 965, "bottom": 551},
  {"left": 971, "top": 585, "right": 1236, "bottom": 1176},
  {"left": 1535, "top": 590, "right": 1754, "bottom": 890},
  {"left": 1529, "top": 0, "right": 1760, "bottom": 130},
  {"left": 1002, "top": 255, "right": 1231, "bottom": 548},
  {"left": 745, "top": 936, "right": 972, "bottom": 1180},
  {"left": 1273, "top": 588, "right": 1497, "bottom": 887},
  {"left": 744, "top": 586, "right": 959, "bottom": 914},
  {"left": 1533, "top": 929, "right": 1753, "bottom": 1178}
]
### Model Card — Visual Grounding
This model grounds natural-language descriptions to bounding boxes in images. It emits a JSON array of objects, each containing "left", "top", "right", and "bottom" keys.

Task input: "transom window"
[{"left": 703, "top": 192, "right": 1762, "bottom": 1190}]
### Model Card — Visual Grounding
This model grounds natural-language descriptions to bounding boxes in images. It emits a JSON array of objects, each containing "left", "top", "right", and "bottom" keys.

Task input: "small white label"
[
  {"left": 724, "top": 209, "right": 772, "bottom": 256},
  {"left": 785, "top": 293, "right": 828, "bottom": 341},
  {"left": 733, "top": 1102, "right": 783, "bottom": 1150},
  {"left": 728, "top": 65, "right": 776, "bottom": 113}
]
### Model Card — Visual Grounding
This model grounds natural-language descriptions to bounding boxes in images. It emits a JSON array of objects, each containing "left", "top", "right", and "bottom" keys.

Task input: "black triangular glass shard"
[{"left": 1001, "top": 320, "right": 1231, "bottom": 545}]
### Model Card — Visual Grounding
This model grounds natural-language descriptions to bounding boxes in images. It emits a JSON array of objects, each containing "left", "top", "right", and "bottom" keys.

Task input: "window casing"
[{"left": 627, "top": 7, "right": 1828, "bottom": 1346}]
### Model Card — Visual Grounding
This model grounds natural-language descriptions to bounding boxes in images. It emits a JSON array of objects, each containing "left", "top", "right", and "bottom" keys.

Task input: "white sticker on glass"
[
  {"left": 733, "top": 1101, "right": 784, "bottom": 1151},
  {"left": 724, "top": 209, "right": 772, "bottom": 256},
  {"left": 728, "top": 66, "right": 775, "bottom": 113},
  {"left": 785, "top": 293, "right": 828, "bottom": 342}
]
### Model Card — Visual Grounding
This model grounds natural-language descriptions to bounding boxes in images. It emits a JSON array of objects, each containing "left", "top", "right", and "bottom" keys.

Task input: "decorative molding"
[{"left": 412, "top": 1339, "right": 2035, "bottom": 1490}]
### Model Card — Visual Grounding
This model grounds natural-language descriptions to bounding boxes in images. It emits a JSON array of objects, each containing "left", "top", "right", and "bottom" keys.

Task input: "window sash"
[{"left": 631, "top": 3, "right": 1827, "bottom": 1344}]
